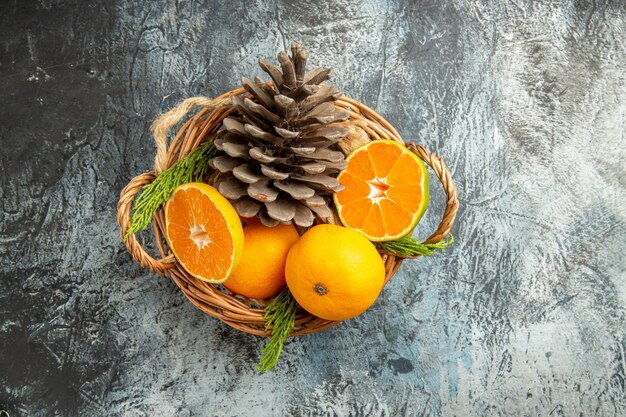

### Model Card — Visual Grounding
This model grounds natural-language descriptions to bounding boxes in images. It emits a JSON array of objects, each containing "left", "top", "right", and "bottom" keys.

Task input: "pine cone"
[{"left": 209, "top": 44, "right": 350, "bottom": 227}]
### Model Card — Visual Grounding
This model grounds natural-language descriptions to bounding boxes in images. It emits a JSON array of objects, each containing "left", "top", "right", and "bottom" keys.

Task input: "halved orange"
[
  {"left": 334, "top": 140, "right": 429, "bottom": 241},
  {"left": 164, "top": 182, "right": 244, "bottom": 283}
]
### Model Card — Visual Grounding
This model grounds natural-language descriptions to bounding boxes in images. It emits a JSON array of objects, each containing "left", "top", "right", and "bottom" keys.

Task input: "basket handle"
[
  {"left": 117, "top": 172, "right": 176, "bottom": 274},
  {"left": 118, "top": 95, "right": 238, "bottom": 275},
  {"left": 406, "top": 142, "right": 459, "bottom": 244}
]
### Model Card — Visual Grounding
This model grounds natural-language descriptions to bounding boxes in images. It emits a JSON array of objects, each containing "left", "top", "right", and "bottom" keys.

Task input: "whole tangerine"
[
  {"left": 285, "top": 224, "right": 385, "bottom": 321},
  {"left": 223, "top": 219, "right": 299, "bottom": 299}
]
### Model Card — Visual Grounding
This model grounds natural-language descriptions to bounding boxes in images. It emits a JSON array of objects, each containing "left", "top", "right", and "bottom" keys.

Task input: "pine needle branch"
[
  {"left": 377, "top": 234, "right": 454, "bottom": 257},
  {"left": 258, "top": 288, "right": 298, "bottom": 373},
  {"left": 125, "top": 141, "right": 218, "bottom": 240}
]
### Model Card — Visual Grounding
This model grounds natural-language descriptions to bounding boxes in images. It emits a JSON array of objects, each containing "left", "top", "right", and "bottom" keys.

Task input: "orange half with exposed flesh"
[
  {"left": 165, "top": 182, "right": 244, "bottom": 283},
  {"left": 334, "top": 140, "right": 429, "bottom": 241}
]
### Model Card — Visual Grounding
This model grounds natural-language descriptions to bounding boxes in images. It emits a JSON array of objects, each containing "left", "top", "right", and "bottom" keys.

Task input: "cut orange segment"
[
  {"left": 334, "top": 140, "right": 429, "bottom": 241},
  {"left": 164, "top": 182, "right": 244, "bottom": 283}
]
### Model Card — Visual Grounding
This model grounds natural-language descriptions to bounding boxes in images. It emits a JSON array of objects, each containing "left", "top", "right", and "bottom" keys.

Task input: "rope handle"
[
  {"left": 151, "top": 93, "right": 240, "bottom": 174},
  {"left": 406, "top": 142, "right": 459, "bottom": 246}
]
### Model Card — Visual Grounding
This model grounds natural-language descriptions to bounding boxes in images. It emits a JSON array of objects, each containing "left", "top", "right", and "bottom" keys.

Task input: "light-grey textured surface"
[{"left": 1, "top": 0, "right": 625, "bottom": 416}]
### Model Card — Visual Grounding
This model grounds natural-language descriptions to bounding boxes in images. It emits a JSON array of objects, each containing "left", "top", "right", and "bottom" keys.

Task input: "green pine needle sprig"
[
  {"left": 125, "top": 141, "right": 218, "bottom": 240},
  {"left": 377, "top": 234, "right": 454, "bottom": 257},
  {"left": 258, "top": 288, "right": 298, "bottom": 373}
]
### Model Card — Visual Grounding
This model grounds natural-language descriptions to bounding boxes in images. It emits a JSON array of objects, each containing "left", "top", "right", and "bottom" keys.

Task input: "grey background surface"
[{"left": 1, "top": 0, "right": 625, "bottom": 416}]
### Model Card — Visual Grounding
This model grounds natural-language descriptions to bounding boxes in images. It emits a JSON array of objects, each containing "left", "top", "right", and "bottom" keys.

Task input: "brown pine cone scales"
[{"left": 209, "top": 44, "right": 350, "bottom": 227}]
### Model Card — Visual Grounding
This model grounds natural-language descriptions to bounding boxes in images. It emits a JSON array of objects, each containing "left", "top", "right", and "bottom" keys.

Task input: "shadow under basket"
[{"left": 117, "top": 87, "right": 459, "bottom": 337}]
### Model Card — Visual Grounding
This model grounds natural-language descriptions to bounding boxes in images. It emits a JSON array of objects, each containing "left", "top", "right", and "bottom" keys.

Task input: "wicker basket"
[{"left": 117, "top": 87, "right": 459, "bottom": 337}]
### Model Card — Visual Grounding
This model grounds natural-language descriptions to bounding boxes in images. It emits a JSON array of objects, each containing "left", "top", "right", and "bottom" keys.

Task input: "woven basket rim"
[{"left": 117, "top": 87, "right": 459, "bottom": 337}]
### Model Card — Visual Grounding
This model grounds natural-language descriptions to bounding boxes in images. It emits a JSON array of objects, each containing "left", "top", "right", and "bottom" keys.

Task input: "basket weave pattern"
[{"left": 117, "top": 88, "right": 459, "bottom": 337}]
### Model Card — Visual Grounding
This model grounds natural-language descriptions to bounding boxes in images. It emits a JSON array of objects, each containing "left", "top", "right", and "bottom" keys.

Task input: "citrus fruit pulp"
[
  {"left": 164, "top": 182, "right": 244, "bottom": 283},
  {"left": 285, "top": 224, "right": 385, "bottom": 321},
  {"left": 334, "top": 140, "right": 429, "bottom": 242},
  {"left": 223, "top": 220, "right": 299, "bottom": 299}
]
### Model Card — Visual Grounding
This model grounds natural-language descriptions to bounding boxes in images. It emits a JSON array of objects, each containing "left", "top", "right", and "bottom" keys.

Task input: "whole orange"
[
  {"left": 223, "top": 220, "right": 299, "bottom": 299},
  {"left": 285, "top": 224, "right": 386, "bottom": 321}
]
